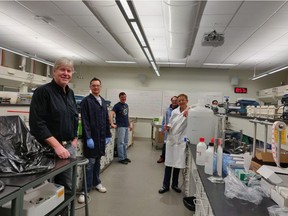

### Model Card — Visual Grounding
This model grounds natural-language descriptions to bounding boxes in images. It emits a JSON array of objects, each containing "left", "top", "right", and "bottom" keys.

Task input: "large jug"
[{"left": 186, "top": 105, "right": 215, "bottom": 144}]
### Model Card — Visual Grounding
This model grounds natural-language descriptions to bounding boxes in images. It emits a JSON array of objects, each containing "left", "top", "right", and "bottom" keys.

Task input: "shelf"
[{"left": 0, "top": 159, "right": 77, "bottom": 216}]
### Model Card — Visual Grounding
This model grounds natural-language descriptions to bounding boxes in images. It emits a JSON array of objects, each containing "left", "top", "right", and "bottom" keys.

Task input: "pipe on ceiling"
[{"left": 163, "top": 0, "right": 207, "bottom": 59}]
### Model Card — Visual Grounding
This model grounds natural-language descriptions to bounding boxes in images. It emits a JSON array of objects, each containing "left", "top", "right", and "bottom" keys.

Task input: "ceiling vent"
[{"left": 202, "top": 30, "right": 224, "bottom": 47}]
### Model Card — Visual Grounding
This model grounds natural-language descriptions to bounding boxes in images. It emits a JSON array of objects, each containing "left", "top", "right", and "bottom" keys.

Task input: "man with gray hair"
[{"left": 29, "top": 57, "right": 79, "bottom": 197}]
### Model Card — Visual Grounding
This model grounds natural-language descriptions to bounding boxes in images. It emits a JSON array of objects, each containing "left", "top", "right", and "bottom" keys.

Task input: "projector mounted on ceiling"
[{"left": 202, "top": 30, "right": 224, "bottom": 47}]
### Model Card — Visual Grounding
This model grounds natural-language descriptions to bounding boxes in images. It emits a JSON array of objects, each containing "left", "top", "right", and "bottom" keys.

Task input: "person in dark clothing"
[
  {"left": 78, "top": 77, "right": 112, "bottom": 203},
  {"left": 29, "top": 57, "right": 79, "bottom": 194},
  {"left": 110, "top": 92, "right": 132, "bottom": 165},
  {"left": 157, "top": 96, "right": 178, "bottom": 163}
]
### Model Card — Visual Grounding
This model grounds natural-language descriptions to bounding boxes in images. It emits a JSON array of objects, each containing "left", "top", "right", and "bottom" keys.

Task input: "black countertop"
[
  {"left": 0, "top": 186, "right": 19, "bottom": 201},
  {"left": 189, "top": 144, "right": 275, "bottom": 216},
  {"left": 0, "top": 158, "right": 77, "bottom": 187}
]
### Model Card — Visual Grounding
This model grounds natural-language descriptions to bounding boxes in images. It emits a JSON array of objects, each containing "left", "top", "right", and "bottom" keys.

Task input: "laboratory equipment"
[{"left": 1, "top": 182, "right": 64, "bottom": 216}]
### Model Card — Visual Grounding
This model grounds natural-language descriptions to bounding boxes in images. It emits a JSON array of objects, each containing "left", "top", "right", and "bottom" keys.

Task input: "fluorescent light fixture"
[
  {"left": 151, "top": 61, "right": 160, "bottom": 76},
  {"left": 268, "top": 65, "right": 288, "bottom": 74},
  {"left": 143, "top": 47, "right": 153, "bottom": 61},
  {"left": 31, "top": 57, "right": 54, "bottom": 66},
  {"left": 203, "top": 63, "right": 238, "bottom": 66},
  {"left": 106, "top": 60, "right": 136, "bottom": 64},
  {"left": 157, "top": 62, "right": 186, "bottom": 65},
  {"left": 0, "top": 46, "right": 29, "bottom": 58},
  {"left": 131, "top": 22, "right": 146, "bottom": 46},
  {"left": 116, "top": 0, "right": 160, "bottom": 76},
  {"left": 251, "top": 73, "right": 268, "bottom": 80},
  {"left": 119, "top": 0, "right": 134, "bottom": 19},
  {"left": 250, "top": 64, "right": 288, "bottom": 80}
]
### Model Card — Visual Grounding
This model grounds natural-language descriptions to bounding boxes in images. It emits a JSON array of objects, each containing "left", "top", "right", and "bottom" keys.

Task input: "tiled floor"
[{"left": 75, "top": 138, "right": 192, "bottom": 216}]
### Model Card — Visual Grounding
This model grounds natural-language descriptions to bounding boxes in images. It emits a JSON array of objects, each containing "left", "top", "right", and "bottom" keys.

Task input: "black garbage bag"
[{"left": 0, "top": 115, "right": 55, "bottom": 177}]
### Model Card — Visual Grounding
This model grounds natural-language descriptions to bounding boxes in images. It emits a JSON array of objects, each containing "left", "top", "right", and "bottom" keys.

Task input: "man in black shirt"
[{"left": 29, "top": 57, "right": 78, "bottom": 194}]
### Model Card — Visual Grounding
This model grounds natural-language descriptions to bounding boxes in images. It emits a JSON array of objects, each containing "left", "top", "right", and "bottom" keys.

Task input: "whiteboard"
[
  {"left": 107, "top": 89, "right": 223, "bottom": 118},
  {"left": 162, "top": 91, "right": 223, "bottom": 112},
  {"left": 106, "top": 89, "right": 163, "bottom": 118}
]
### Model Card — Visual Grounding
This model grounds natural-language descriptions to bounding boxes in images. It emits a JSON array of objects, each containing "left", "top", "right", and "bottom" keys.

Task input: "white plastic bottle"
[
  {"left": 196, "top": 137, "right": 207, "bottom": 166},
  {"left": 217, "top": 138, "right": 223, "bottom": 177},
  {"left": 205, "top": 140, "right": 214, "bottom": 175}
]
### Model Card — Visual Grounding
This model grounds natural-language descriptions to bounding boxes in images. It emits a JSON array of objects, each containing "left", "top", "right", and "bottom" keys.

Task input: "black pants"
[
  {"left": 162, "top": 166, "right": 180, "bottom": 188},
  {"left": 161, "top": 143, "right": 166, "bottom": 158}
]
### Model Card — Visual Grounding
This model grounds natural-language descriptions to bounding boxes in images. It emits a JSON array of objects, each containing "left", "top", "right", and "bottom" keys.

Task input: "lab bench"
[
  {"left": 0, "top": 186, "right": 21, "bottom": 216},
  {"left": 0, "top": 158, "right": 77, "bottom": 216},
  {"left": 186, "top": 144, "right": 275, "bottom": 216}
]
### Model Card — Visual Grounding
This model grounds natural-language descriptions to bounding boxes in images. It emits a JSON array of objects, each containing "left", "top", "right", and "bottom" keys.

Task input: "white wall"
[
  {"left": 72, "top": 66, "right": 287, "bottom": 102},
  {"left": 1, "top": 63, "right": 286, "bottom": 138},
  {"left": 71, "top": 66, "right": 287, "bottom": 138}
]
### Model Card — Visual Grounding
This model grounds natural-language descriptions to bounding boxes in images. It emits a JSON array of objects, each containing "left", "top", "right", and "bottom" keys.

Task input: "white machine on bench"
[{"left": 1, "top": 181, "right": 64, "bottom": 216}]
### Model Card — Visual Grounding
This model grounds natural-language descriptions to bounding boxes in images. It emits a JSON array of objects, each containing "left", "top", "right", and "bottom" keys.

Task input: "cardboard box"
[
  {"left": 250, "top": 160, "right": 262, "bottom": 172},
  {"left": 256, "top": 149, "right": 288, "bottom": 164},
  {"left": 154, "top": 131, "right": 164, "bottom": 143}
]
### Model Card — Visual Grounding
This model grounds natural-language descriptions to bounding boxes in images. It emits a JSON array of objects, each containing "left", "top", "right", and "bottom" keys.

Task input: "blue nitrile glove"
[
  {"left": 105, "top": 137, "right": 111, "bottom": 145},
  {"left": 87, "top": 138, "right": 94, "bottom": 149}
]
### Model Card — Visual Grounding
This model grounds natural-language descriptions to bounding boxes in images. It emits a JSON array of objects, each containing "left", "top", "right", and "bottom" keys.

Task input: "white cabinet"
[
  {"left": 257, "top": 87, "right": 278, "bottom": 103},
  {"left": 277, "top": 85, "right": 288, "bottom": 96},
  {"left": 258, "top": 85, "right": 288, "bottom": 103},
  {"left": 0, "top": 65, "right": 49, "bottom": 86}
]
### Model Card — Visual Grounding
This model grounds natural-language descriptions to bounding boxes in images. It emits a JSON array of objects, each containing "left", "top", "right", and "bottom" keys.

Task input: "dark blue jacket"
[{"left": 81, "top": 94, "right": 111, "bottom": 158}]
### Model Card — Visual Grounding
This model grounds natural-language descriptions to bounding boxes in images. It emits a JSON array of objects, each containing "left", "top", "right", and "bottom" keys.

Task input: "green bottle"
[{"left": 78, "top": 118, "right": 82, "bottom": 138}]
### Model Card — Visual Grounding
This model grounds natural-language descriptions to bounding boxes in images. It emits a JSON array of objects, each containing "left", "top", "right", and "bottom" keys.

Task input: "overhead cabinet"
[
  {"left": 258, "top": 85, "right": 288, "bottom": 103},
  {"left": 0, "top": 66, "right": 49, "bottom": 86}
]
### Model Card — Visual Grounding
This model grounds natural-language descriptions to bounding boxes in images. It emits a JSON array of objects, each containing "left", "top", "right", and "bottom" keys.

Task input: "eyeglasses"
[{"left": 91, "top": 84, "right": 101, "bottom": 88}]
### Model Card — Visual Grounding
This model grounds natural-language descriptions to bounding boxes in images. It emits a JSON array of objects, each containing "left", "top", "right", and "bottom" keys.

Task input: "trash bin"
[{"left": 183, "top": 196, "right": 196, "bottom": 211}]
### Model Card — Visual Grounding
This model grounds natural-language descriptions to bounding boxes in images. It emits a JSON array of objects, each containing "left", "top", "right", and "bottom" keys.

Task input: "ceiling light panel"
[{"left": 119, "top": 0, "right": 134, "bottom": 19}]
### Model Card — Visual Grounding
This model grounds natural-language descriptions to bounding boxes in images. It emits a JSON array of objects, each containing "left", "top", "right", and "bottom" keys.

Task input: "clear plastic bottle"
[
  {"left": 205, "top": 140, "right": 214, "bottom": 175},
  {"left": 196, "top": 137, "right": 207, "bottom": 166},
  {"left": 217, "top": 138, "right": 223, "bottom": 177}
]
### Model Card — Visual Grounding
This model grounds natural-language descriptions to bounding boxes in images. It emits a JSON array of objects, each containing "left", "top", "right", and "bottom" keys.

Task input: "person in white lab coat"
[
  {"left": 157, "top": 96, "right": 178, "bottom": 163},
  {"left": 159, "top": 94, "right": 189, "bottom": 194}
]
